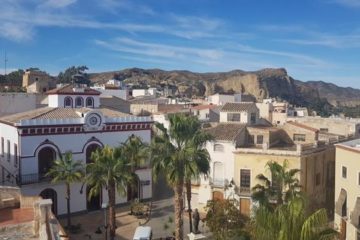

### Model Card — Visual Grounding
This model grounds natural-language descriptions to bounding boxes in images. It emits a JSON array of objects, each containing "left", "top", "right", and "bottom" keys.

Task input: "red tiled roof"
[
  {"left": 47, "top": 84, "right": 100, "bottom": 95},
  {"left": 286, "top": 121, "right": 319, "bottom": 132}
]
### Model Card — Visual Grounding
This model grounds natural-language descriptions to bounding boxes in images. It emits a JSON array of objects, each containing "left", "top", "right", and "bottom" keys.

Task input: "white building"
[
  {"left": 91, "top": 79, "right": 129, "bottom": 100},
  {"left": 207, "top": 93, "right": 242, "bottom": 106},
  {"left": 334, "top": 139, "right": 360, "bottom": 240},
  {"left": 190, "top": 105, "right": 220, "bottom": 122},
  {"left": 132, "top": 88, "right": 157, "bottom": 98},
  {"left": 219, "top": 102, "right": 259, "bottom": 124},
  {"left": 0, "top": 84, "right": 153, "bottom": 216}
]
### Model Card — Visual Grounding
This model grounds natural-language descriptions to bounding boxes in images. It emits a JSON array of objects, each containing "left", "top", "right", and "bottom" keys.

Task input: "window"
[
  {"left": 293, "top": 134, "right": 306, "bottom": 142},
  {"left": 257, "top": 135, "right": 264, "bottom": 144},
  {"left": 342, "top": 166, "right": 347, "bottom": 179},
  {"left": 342, "top": 197, "right": 347, "bottom": 217},
  {"left": 64, "top": 97, "right": 73, "bottom": 108},
  {"left": 315, "top": 173, "right": 321, "bottom": 186},
  {"left": 75, "top": 97, "right": 84, "bottom": 108},
  {"left": 250, "top": 113, "right": 256, "bottom": 124},
  {"left": 7, "top": 140, "right": 10, "bottom": 161},
  {"left": 86, "top": 97, "right": 94, "bottom": 108},
  {"left": 213, "top": 144, "right": 224, "bottom": 152},
  {"left": 205, "top": 113, "right": 209, "bottom": 119},
  {"left": 358, "top": 172, "right": 360, "bottom": 186},
  {"left": 248, "top": 135, "right": 254, "bottom": 145},
  {"left": 240, "top": 169, "right": 251, "bottom": 188},
  {"left": 319, "top": 128, "right": 328, "bottom": 132},
  {"left": 227, "top": 113, "right": 240, "bottom": 122},
  {"left": 1, "top": 137, "right": 4, "bottom": 157},
  {"left": 14, "top": 144, "right": 18, "bottom": 167}
]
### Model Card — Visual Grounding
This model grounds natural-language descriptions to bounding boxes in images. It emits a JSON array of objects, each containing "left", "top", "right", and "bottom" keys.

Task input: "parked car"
[{"left": 133, "top": 226, "right": 152, "bottom": 240}]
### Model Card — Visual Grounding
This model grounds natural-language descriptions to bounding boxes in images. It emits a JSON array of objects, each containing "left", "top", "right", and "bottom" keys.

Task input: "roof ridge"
[{"left": 31, "top": 107, "right": 58, "bottom": 119}]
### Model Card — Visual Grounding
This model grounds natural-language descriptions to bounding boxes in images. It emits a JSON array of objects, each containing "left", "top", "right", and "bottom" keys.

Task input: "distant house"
[
  {"left": 22, "top": 69, "right": 56, "bottom": 94},
  {"left": 190, "top": 104, "right": 220, "bottom": 122}
]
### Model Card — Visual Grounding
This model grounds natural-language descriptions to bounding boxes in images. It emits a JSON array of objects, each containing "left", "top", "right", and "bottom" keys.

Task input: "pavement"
[{"left": 60, "top": 174, "right": 203, "bottom": 240}]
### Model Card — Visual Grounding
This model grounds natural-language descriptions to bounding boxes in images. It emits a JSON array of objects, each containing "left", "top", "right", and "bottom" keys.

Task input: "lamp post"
[{"left": 102, "top": 203, "right": 109, "bottom": 240}]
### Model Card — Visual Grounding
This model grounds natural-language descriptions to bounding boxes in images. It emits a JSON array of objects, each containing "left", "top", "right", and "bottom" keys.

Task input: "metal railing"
[
  {"left": 20, "top": 173, "right": 51, "bottom": 185},
  {"left": 237, "top": 186, "right": 251, "bottom": 196}
]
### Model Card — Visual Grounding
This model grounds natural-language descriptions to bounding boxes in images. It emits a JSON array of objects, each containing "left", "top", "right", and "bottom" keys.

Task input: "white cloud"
[
  {"left": 42, "top": 0, "right": 77, "bottom": 8},
  {"left": 0, "top": 22, "right": 34, "bottom": 42}
]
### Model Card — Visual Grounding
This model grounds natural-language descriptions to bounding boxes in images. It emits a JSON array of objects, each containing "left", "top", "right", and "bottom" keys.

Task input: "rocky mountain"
[{"left": 89, "top": 67, "right": 360, "bottom": 114}]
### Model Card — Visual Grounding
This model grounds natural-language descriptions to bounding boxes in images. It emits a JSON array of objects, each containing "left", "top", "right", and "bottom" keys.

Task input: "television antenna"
[{"left": 4, "top": 51, "right": 8, "bottom": 76}]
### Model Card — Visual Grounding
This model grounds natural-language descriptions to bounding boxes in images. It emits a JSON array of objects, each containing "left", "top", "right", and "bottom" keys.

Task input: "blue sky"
[{"left": 1, "top": 0, "right": 360, "bottom": 88}]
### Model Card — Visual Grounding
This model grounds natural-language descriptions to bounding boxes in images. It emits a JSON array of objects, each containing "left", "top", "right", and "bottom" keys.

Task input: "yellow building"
[
  {"left": 334, "top": 139, "right": 360, "bottom": 240},
  {"left": 22, "top": 69, "right": 56, "bottom": 93},
  {"left": 233, "top": 122, "right": 336, "bottom": 216}
]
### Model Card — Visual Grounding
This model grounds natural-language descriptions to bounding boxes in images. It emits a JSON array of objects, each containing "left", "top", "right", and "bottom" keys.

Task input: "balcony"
[
  {"left": 237, "top": 186, "right": 251, "bottom": 196},
  {"left": 211, "top": 178, "right": 225, "bottom": 188},
  {"left": 20, "top": 174, "right": 51, "bottom": 185}
]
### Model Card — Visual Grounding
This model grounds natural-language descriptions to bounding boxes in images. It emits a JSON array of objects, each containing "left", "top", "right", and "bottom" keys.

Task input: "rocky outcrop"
[{"left": 89, "top": 68, "right": 360, "bottom": 108}]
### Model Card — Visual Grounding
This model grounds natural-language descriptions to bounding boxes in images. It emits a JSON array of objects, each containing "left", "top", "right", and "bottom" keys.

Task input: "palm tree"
[
  {"left": 86, "top": 145, "right": 135, "bottom": 240},
  {"left": 252, "top": 160, "right": 301, "bottom": 210},
  {"left": 151, "top": 114, "right": 208, "bottom": 240},
  {"left": 183, "top": 117, "right": 212, "bottom": 233},
  {"left": 251, "top": 197, "right": 338, "bottom": 240},
  {"left": 121, "top": 135, "right": 149, "bottom": 201},
  {"left": 46, "top": 151, "right": 84, "bottom": 229}
]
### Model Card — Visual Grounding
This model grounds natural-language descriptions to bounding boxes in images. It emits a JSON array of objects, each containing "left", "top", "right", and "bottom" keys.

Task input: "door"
[
  {"left": 40, "top": 188, "right": 57, "bottom": 215},
  {"left": 240, "top": 198, "right": 251, "bottom": 217},
  {"left": 340, "top": 218, "right": 346, "bottom": 240},
  {"left": 86, "top": 186, "right": 101, "bottom": 211},
  {"left": 212, "top": 191, "right": 224, "bottom": 201}
]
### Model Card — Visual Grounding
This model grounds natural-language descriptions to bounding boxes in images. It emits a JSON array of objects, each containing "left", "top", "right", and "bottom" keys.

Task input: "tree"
[
  {"left": 204, "top": 199, "right": 250, "bottom": 240},
  {"left": 251, "top": 197, "right": 338, "bottom": 240},
  {"left": 86, "top": 145, "right": 135, "bottom": 240},
  {"left": 183, "top": 117, "right": 212, "bottom": 233},
  {"left": 120, "top": 135, "right": 149, "bottom": 201},
  {"left": 46, "top": 152, "right": 84, "bottom": 229},
  {"left": 57, "top": 66, "right": 90, "bottom": 85},
  {"left": 251, "top": 160, "right": 301, "bottom": 210},
  {"left": 151, "top": 114, "right": 207, "bottom": 240}
]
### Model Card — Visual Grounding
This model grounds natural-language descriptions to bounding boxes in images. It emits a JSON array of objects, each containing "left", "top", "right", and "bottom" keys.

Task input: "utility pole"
[{"left": 4, "top": 51, "right": 8, "bottom": 76}]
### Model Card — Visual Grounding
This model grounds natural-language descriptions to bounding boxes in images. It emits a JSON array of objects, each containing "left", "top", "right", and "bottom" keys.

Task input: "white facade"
[
  {"left": 132, "top": 88, "right": 157, "bottom": 98},
  {"left": 0, "top": 86, "right": 153, "bottom": 216},
  {"left": 48, "top": 94, "right": 100, "bottom": 108},
  {"left": 0, "top": 93, "right": 38, "bottom": 117},
  {"left": 207, "top": 93, "right": 242, "bottom": 106}
]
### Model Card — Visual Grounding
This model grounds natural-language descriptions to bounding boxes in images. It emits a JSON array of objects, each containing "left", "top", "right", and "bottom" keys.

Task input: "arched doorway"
[
  {"left": 38, "top": 147, "right": 56, "bottom": 179},
  {"left": 86, "top": 143, "right": 102, "bottom": 211},
  {"left": 40, "top": 188, "right": 58, "bottom": 215},
  {"left": 127, "top": 177, "right": 140, "bottom": 202}
]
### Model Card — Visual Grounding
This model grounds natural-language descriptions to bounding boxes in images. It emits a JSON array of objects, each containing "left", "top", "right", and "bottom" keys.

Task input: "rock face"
[{"left": 89, "top": 68, "right": 360, "bottom": 108}]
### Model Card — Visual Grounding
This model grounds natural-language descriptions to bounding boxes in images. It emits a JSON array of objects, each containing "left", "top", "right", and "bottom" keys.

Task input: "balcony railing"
[
  {"left": 20, "top": 173, "right": 51, "bottom": 185},
  {"left": 212, "top": 179, "right": 225, "bottom": 188},
  {"left": 237, "top": 186, "right": 251, "bottom": 196}
]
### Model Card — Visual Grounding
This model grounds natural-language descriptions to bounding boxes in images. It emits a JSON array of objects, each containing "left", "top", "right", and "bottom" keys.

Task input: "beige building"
[
  {"left": 22, "top": 69, "right": 56, "bottom": 93},
  {"left": 334, "top": 139, "right": 360, "bottom": 240},
  {"left": 219, "top": 102, "right": 259, "bottom": 124},
  {"left": 288, "top": 116, "right": 360, "bottom": 138},
  {"left": 234, "top": 122, "right": 336, "bottom": 216}
]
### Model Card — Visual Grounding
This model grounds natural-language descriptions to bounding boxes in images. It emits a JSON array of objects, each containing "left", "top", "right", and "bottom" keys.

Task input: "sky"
[{"left": 0, "top": 0, "right": 360, "bottom": 88}]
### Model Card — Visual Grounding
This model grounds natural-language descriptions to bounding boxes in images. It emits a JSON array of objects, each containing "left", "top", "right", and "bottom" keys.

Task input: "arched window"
[
  {"left": 64, "top": 97, "right": 73, "bottom": 108},
  {"left": 213, "top": 144, "right": 224, "bottom": 152},
  {"left": 86, "top": 97, "right": 94, "bottom": 108},
  {"left": 75, "top": 97, "right": 84, "bottom": 108},
  {"left": 213, "top": 162, "right": 224, "bottom": 187},
  {"left": 38, "top": 147, "right": 56, "bottom": 179}
]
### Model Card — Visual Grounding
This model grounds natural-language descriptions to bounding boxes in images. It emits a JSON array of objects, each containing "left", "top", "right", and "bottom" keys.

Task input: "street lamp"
[{"left": 102, "top": 203, "right": 109, "bottom": 240}]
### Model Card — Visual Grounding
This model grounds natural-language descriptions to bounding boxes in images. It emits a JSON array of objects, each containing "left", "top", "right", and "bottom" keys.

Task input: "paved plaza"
[{"left": 60, "top": 175, "right": 209, "bottom": 240}]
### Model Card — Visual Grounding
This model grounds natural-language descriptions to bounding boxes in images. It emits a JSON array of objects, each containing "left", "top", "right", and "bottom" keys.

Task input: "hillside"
[{"left": 89, "top": 68, "right": 360, "bottom": 115}]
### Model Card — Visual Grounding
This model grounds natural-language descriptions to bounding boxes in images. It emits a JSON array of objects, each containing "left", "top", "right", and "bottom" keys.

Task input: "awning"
[
  {"left": 351, "top": 197, "right": 360, "bottom": 227},
  {"left": 335, "top": 188, "right": 347, "bottom": 216}
]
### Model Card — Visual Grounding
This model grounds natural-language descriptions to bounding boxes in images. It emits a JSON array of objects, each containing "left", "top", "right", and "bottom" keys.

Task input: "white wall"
[
  {"left": 132, "top": 89, "right": 156, "bottom": 98},
  {"left": 0, "top": 93, "right": 37, "bottom": 117},
  {"left": 48, "top": 94, "right": 100, "bottom": 108},
  {"left": 17, "top": 128, "right": 152, "bottom": 215},
  {"left": 220, "top": 111, "right": 254, "bottom": 123},
  {"left": 197, "top": 141, "right": 236, "bottom": 204},
  {"left": 0, "top": 124, "right": 19, "bottom": 179},
  {"left": 97, "top": 89, "right": 129, "bottom": 100}
]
